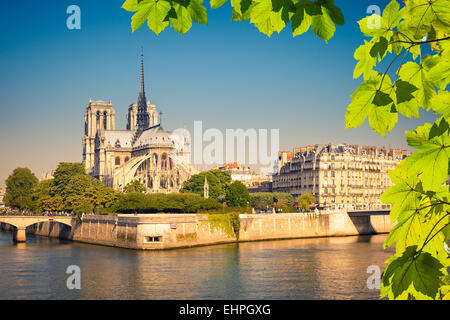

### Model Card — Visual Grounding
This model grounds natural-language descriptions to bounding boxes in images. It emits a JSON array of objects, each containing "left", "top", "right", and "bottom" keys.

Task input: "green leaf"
[
  {"left": 210, "top": 0, "right": 228, "bottom": 9},
  {"left": 381, "top": 161, "right": 421, "bottom": 223},
  {"left": 428, "top": 42, "right": 450, "bottom": 90},
  {"left": 231, "top": 0, "right": 253, "bottom": 21},
  {"left": 122, "top": 0, "right": 141, "bottom": 12},
  {"left": 398, "top": 58, "right": 439, "bottom": 110},
  {"left": 353, "top": 40, "right": 377, "bottom": 80},
  {"left": 382, "top": 245, "right": 444, "bottom": 299},
  {"left": 321, "top": 0, "right": 344, "bottom": 26},
  {"left": 431, "top": 91, "right": 450, "bottom": 121},
  {"left": 170, "top": 3, "right": 193, "bottom": 35},
  {"left": 250, "top": 0, "right": 286, "bottom": 37},
  {"left": 188, "top": 0, "right": 208, "bottom": 24},
  {"left": 128, "top": 0, "right": 173, "bottom": 34},
  {"left": 383, "top": 202, "right": 423, "bottom": 253},
  {"left": 395, "top": 80, "right": 418, "bottom": 104},
  {"left": 402, "top": 0, "right": 450, "bottom": 40},
  {"left": 292, "top": 6, "right": 311, "bottom": 37},
  {"left": 357, "top": 0, "right": 400, "bottom": 38},
  {"left": 395, "top": 80, "right": 419, "bottom": 118},
  {"left": 370, "top": 36, "right": 388, "bottom": 60},
  {"left": 146, "top": 0, "right": 171, "bottom": 35},
  {"left": 373, "top": 90, "right": 393, "bottom": 106},
  {"left": 345, "top": 74, "right": 398, "bottom": 137},
  {"left": 405, "top": 118, "right": 450, "bottom": 189},
  {"left": 311, "top": 6, "right": 336, "bottom": 43}
]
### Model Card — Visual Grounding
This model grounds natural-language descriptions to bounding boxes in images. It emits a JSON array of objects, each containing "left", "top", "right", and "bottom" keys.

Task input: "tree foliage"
[
  {"left": 123, "top": 179, "right": 147, "bottom": 193},
  {"left": 4, "top": 168, "right": 38, "bottom": 210},
  {"left": 181, "top": 169, "right": 231, "bottom": 199},
  {"left": 114, "top": 192, "right": 223, "bottom": 213},
  {"left": 225, "top": 181, "right": 250, "bottom": 207},
  {"left": 122, "top": 0, "right": 344, "bottom": 40},
  {"left": 345, "top": 0, "right": 450, "bottom": 300},
  {"left": 250, "top": 192, "right": 293, "bottom": 210},
  {"left": 297, "top": 193, "right": 315, "bottom": 211}
]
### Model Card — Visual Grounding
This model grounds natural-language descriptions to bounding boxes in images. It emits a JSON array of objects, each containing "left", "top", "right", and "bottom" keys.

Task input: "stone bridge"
[{"left": 0, "top": 215, "right": 74, "bottom": 242}]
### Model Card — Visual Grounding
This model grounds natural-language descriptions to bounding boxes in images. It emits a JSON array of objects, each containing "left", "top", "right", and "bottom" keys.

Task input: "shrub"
[
  {"left": 250, "top": 192, "right": 293, "bottom": 210},
  {"left": 113, "top": 193, "right": 223, "bottom": 213}
]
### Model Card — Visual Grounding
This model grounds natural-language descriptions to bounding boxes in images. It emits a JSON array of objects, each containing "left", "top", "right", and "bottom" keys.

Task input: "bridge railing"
[{"left": 0, "top": 212, "right": 75, "bottom": 217}]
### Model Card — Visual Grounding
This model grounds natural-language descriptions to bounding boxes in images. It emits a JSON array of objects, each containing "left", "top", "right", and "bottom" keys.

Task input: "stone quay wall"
[{"left": 1, "top": 211, "right": 392, "bottom": 250}]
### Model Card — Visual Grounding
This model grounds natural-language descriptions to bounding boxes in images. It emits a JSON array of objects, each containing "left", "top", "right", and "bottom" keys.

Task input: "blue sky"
[{"left": 0, "top": 0, "right": 437, "bottom": 185}]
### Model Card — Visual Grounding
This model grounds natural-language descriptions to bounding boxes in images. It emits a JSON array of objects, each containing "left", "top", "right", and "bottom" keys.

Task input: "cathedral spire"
[
  {"left": 139, "top": 47, "right": 145, "bottom": 98},
  {"left": 136, "top": 47, "right": 149, "bottom": 132}
]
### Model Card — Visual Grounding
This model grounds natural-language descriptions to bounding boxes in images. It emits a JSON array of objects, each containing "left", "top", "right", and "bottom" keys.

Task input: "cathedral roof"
[
  {"left": 104, "top": 130, "right": 133, "bottom": 148},
  {"left": 133, "top": 124, "right": 174, "bottom": 149}
]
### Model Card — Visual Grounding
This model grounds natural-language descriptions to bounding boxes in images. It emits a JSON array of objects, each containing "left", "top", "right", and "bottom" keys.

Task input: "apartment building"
[{"left": 272, "top": 144, "right": 408, "bottom": 210}]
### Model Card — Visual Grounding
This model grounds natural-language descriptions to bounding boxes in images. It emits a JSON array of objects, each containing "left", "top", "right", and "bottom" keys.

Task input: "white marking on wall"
[
  {"left": 288, "top": 216, "right": 291, "bottom": 233},
  {"left": 273, "top": 217, "right": 276, "bottom": 233}
]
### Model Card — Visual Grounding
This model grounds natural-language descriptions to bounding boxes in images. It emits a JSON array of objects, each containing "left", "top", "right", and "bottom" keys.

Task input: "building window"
[
  {"left": 144, "top": 236, "right": 162, "bottom": 243},
  {"left": 161, "top": 153, "right": 168, "bottom": 170},
  {"left": 103, "top": 111, "right": 107, "bottom": 129},
  {"left": 125, "top": 157, "right": 129, "bottom": 163},
  {"left": 115, "top": 157, "right": 121, "bottom": 166}
]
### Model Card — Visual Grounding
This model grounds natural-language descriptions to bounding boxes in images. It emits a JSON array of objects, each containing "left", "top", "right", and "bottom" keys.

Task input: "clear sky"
[{"left": 0, "top": 0, "right": 437, "bottom": 186}]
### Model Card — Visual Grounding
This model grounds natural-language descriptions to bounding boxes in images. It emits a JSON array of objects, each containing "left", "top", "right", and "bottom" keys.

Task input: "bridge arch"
[{"left": 0, "top": 216, "right": 73, "bottom": 243}]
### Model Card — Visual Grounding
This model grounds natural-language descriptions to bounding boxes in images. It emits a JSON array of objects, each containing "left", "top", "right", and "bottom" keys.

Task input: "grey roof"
[
  {"left": 104, "top": 130, "right": 133, "bottom": 148},
  {"left": 133, "top": 125, "right": 175, "bottom": 148}
]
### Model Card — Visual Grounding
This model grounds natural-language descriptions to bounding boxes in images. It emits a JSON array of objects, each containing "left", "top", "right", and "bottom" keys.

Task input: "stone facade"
[
  {"left": 0, "top": 187, "right": 5, "bottom": 207},
  {"left": 272, "top": 144, "right": 408, "bottom": 210},
  {"left": 2, "top": 211, "right": 392, "bottom": 250},
  {"left": 82, "top": 51, "right": 195, "bottom": 193}
]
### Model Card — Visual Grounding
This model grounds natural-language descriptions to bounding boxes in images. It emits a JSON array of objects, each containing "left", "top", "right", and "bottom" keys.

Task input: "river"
[{"left": 0, "top": 231, "right": 393, "bottom": 300}]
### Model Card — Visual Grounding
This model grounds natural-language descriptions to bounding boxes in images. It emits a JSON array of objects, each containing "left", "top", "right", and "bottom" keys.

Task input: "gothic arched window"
[
  {"left": 96, "top": 111, "right": 100, "bottom": 129},
  {"left": 115, "top": 157, "right": 121, "bottom": 166},
  {"left": 161, "top": 153, "right": 168, "bottom": 171},
  {"left": 103, "top": 111, "right": 108, "bottom": 130},
  {"left": 152, "top": 153, "right": 158, "bottom": 168}
]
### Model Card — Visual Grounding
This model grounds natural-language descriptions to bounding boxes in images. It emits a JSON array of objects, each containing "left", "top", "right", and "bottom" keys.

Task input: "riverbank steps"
[{"left": 0, "top": 211, "right": 392, "bottom": 250}]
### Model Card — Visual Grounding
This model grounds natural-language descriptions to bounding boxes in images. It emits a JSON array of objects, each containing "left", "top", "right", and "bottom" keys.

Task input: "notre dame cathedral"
[{"left": 82, "top": 51, "right": 196, "bottom": 193}]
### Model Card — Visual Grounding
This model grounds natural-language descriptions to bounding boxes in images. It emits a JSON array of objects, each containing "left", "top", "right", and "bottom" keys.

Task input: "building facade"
[
  {"left": 0, "top": 187, "right": 5, "bottom": 207},
  {"left": 272, "top": 144, "right": 408, "bottom": 210},
  {"left": 218, "top": 163, "right": 272, "bottom": 188},
  {"left": 82, "top": 51, "right": 195, "bottom": 193}
]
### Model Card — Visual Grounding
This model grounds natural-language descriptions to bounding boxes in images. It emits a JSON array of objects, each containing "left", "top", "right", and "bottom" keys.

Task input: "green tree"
[
  {"left": 345, "top": 0, "right": 450, "bottom": 300},
  {"left": 123, "top": 179, "right": 147, "bottom": 193},
  {"left": 37, "top": 195, "right": 64, "bottom": 213},
  {"left": 181, "top": 170, "right": 231, "bottom": 199},
  {"left": 84, "top": 184, "right": 118, "bottom": 213},
  {"left": 297, "top": 193, "right": 315, "bottom": 211},
  {"left": 52, "top": 163, "right": 88, "bottom": 197},
  {"left": 225, "top": 181, "right": 250, "bottom": 207},
  {"left": 4, "top": 168, "right": 38, "bottom": 210}
]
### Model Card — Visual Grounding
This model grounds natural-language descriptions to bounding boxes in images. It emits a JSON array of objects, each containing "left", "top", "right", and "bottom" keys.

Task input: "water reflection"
[{"left": 0, "top": 231, "right": 393, "bottom": 300}]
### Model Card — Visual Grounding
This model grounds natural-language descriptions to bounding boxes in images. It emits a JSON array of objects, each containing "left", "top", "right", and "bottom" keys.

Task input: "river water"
[{"left": 0, "top": 231, "right": 393, "bottom": 300}]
